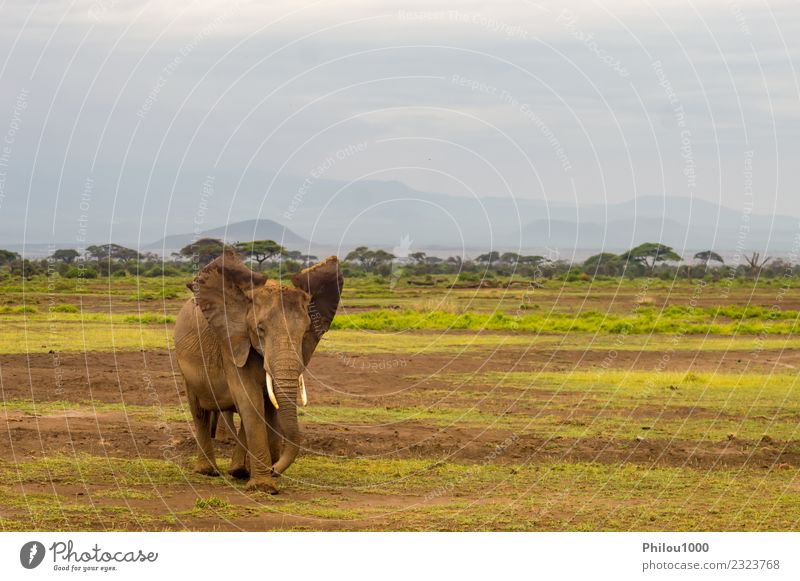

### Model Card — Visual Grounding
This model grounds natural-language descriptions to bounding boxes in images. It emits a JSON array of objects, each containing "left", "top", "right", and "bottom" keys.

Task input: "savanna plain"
[{"left": 2, "top": 274, "right": 800, "bottom": 531}]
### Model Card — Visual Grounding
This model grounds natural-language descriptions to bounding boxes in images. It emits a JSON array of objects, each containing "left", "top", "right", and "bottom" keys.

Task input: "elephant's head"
[{"left": 189, "top": 250, "right": 342, "bottom": 474}]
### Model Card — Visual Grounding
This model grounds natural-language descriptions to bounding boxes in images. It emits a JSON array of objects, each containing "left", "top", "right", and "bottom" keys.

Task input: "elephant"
[{"left": 174, "top": 250, "right": 342, "bottom": 493}]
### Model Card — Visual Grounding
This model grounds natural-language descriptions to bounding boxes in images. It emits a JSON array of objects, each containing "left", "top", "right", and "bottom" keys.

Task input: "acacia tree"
[
  {"left": 583, "top": 252, "right": 622, "bottom": 276},
  {"left": 179, "top": 238, "right": 228, "bottom": 265},
  {"left": 345, "top": 246, "right": 395, "bottom": 272},
  {"left": 500, "top": 252, "right": 521, "bottom": 265},
  {"left": 85, "top": 244, "right": 142, "bottom": 265},
  {"left": 8, "top": 259, "right": 39, "bottom": 279},
  {"left": 409, "top": 252, "right": 428, "bottom": 264},
  {"left": 51, "top": 249, "right": 80, "bottom": 264},
  {"left": 235, "top": 240, "right": 286, "bottom": 270},
  {"left": 344, "top": 246, "right": 369, "bottom": 268},
  {"left": 446, "top": 255, "right": 463, "bottom": 267},
  {"left": 0, "top": 249, "right": 20, "bottom": 266},
  {"left": 518, "top": 255, "right": 546, "bottom": 266},
  {"left": 621, "top": 243, "right": 681, "bottom": 270},
  {"left": 475, "top": 251, "right": 500, "bottom": 267},
  {"left": 690, "top": 250, "right": 724, "bottom": 279},
  {"left": 693, "top": 250, "right": 724, "bottom": 268},
  {"left": 283, "top": 250, "right": 304, "bottom": 261}
]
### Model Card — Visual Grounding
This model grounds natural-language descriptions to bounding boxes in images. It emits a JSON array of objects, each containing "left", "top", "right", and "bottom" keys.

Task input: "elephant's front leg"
[{"left": 226, "top": 368, "right": 278, "bottom": 494}]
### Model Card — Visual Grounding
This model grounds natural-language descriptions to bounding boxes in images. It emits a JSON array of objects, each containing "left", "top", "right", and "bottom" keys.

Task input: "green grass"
[
  {"left": 0, "top": 454, "right": 200, "bottom": 487},
  {"left": 320, "top": 329, "right": 800, "bottom": 355},
  {"left": 194, "top": 496, "right": 230, "bottom": 509},
  {"left": 0, "top": 486, "right": 163, "bottom": 531},
  {"left": 406, "top": 368, "right": 800, "bottom": 440},
  {"left": 567, "top": 369, "right": 790, "bottom": 393},
  {"left": 0, "top": 314, "right": 174, "bottom": 353},
  {"left": 429, "top": 370, "right": 800, "bottom": 410},
  {"left": 0, "top": 311, "right": 173, "bottom": 323},
  {"left": 303, "top": 403, "right": 800, "bottom": 442},
  {"left": 235, "top": 456, "right": 800, "bottom": 530},
  {"left": 0, "top": 305, "right": 37, "bottom": 313},
  {"left": 122, "top": 314, "right": 176, "bottom": 324},
  {"left": 0, "top": 399, "right": 190, "bottom": 422},
  {"left": 0, "top": 275, "right": 797, "bottom": 357},
  {"left": 331, "top": 308, "right": 800, "bottom": 335},
  {"left": 0, "top": 274, "right": 191, "bottom": 297},
  {"left": 3, "top": 452, "right": 800, "bottom": 530},
  {"left": 3, "top": 316, "right": 800, "bottom": 355},
  {"left": 380, "top": 461, "right": 800, "bottom": 531}
]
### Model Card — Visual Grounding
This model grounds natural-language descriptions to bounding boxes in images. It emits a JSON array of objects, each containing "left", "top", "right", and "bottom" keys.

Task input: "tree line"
[
  {"left": 0, "top": 239, "right": 794, "bottom": 281},
  {"left": 0, "top": 239, "right": 317, "bottom": 279},
  {"left": 342, "top": 243, "right": 796, "bottom": 281}
]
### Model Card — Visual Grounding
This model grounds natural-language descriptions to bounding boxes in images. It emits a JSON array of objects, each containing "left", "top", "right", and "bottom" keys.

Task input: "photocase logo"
[
  {"left": 392, "top": 234, "right": 413, "bottom": 260},
  {"left": 389, "top": 234, "right": 413, "bottom": 290},
  {"left": 20, "top": 541, "right": 46, "bottom": 569}
]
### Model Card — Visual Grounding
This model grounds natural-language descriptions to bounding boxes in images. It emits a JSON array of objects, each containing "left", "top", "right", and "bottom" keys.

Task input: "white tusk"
[
  {"left": 299, "top": 374, "right": 308, "bottom": 407},
  {"left": 266, "top": 373, "right": 279, "bottom": 409}
]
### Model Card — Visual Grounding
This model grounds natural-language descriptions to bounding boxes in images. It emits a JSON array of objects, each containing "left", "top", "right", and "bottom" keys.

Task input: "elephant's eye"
[{"left": 257, "top": 325, "right": 266, "bottom": 336}]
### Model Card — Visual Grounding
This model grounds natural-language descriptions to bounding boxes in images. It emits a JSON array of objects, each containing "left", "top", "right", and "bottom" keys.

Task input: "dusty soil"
[
  {"left": 2, "top": 339, "right": 800, "bottom": 531},
  {"left": 3, "top": 347, "right": 799, "bottom": 465}
]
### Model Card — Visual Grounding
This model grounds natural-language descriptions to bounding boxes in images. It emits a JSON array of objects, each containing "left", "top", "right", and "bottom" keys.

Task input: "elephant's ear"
[
  {"left": 189, "top": 250, "right": 266, "bottom": 367},
  {"left": 291, "top": 256, "right": 343, "bottom": 364}
]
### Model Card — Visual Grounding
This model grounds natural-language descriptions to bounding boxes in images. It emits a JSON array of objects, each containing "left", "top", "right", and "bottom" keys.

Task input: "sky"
[{"left": 0, "top": 0, "right": 798, "bottom": 246}]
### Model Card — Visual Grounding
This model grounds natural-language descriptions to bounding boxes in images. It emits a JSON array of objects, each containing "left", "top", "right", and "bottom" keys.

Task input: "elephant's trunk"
[{"left": 270, "top": 356, "right": 302, "bottom": 475}]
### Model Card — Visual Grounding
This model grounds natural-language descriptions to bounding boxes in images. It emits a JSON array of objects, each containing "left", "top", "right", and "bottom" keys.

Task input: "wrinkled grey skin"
[{"left": 174, "top": 251, "right": 342, "bottom": 493}]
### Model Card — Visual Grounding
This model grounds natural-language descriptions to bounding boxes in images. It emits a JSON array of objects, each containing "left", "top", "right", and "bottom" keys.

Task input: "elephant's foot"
[
  {"left": 227, "top": 465, "right": 250, "bottom": 480},
  {"left": 193, "top": 462, "right": 220, "bottom": 477},
  {"left": 245, "top": 476, "right": 279, "bottom": 495}
]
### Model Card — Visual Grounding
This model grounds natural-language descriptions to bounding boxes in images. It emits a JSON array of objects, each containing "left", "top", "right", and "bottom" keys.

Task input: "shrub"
[
  {"left": 456, "top": 272, "right": 481, "bottom": 282},
  {"left": 123, "top": 314, "right": 176, "bottom": 324},
  {"left": 143, "top": 266, "right": 183, "bottom": 277},
  {"left": 0, "top": 305, "right": 37, "bottom": 314}
]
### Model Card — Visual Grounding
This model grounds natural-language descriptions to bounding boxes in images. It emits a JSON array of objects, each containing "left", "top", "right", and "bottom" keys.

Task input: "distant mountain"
[
  {"left": 145, "top": 219, "right": 307, "bottom": 252},
  {"left": 519, "top": 197, "right": 800, "bottom": 253},
  {"left": 240, "top": 175, "right": 800, "bottom": 256},
  {"left": 522, "top": 217, "right": 690, "bottom": 249},
  {"left": 7, "top": 170, "right": 800, "bottom": 260}
]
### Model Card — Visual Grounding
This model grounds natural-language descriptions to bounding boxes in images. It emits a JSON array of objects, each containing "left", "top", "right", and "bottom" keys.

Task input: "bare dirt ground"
[{"left": 2, "top": 339, "right": 800, "bottom": 531}]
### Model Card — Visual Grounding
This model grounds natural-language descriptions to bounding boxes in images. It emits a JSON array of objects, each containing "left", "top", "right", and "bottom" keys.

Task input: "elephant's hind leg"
[
  {"left": 189, "top": 396, "right": 220, "bottom": 476},
  {"left": 228, "top": 416, "right": 250, "bottom": 480}
]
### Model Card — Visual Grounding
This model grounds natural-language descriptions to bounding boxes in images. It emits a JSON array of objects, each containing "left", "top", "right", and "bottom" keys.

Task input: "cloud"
[{"left": 0, "top": 0, "right": 797, "bottom": 246}]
